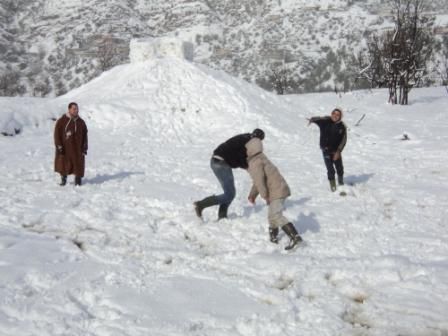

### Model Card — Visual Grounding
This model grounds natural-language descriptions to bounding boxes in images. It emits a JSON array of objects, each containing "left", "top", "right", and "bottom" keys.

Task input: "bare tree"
[
  {"left": 270, "top": 65, "right": 288, "bottom": 95},
  {"left": 97, "top": 35, "right": 120, "bottom": 72},
  {"left": 358, "top": 0, "right": 434, "bottom": 104},
  {"left": 265, "top": 63, "right": 302, "bottom": 95},
  {"left": 357, "top": 36, "right": 387, "bottom": 89},
  {"left": 437, "top": 60, "right": 448, "bottom": 95},
  {"left": 437, "top": 36, "right": 448, "bottom": 94}
]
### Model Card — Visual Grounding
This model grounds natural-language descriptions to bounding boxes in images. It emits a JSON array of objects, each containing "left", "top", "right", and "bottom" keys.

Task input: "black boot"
[
  {"left": 60, "top": 175, "right": 67, "bottom": 186},
  {"left": 75, "top": 176, "right": 82, "bottom": 186},
  {"left": 269, "top": 227, "right": 279, "bottom": 244},
  {"left": 218, "top": 203, "right": 229, "bottom": 220},
  {"left": 337, "top": 175, "right": 344, "bottom": 186},
  {"left": 194, "top": 196, "right": 219, "bottom": 219},
  {"left": 281, "top": 223, "right": 302, "bottom": 250}
]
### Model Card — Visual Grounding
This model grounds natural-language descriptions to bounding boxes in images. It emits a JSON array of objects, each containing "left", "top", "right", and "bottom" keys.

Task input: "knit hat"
[{"left": 251, "top": 128, "right": 265, "bottom": 140}]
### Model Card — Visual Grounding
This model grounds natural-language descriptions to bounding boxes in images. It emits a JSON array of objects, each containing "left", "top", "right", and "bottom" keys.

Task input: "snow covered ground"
[{"left": 1, "top": 58, "right": 448, "bottom": 336}]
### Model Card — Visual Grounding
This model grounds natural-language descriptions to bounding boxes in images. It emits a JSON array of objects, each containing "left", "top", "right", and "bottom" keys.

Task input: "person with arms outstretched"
[{"left": 308, "top": 108, "right": 347, "bottom": 192}]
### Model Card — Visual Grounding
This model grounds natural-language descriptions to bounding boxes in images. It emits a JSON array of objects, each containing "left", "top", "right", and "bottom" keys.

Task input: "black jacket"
[
  {"left": 213, "top": 133, "right": 253, "bottom": 169},
  {"left": 310, "top": 116, "right": 347, "bottom": 153}
]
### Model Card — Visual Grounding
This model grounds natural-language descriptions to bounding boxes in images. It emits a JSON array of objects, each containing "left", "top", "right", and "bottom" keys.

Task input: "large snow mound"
[
  {"left": 60, "top": 57, "right": 291, "bottom": 142},
  {"left": 1, "top": 57, "right": 297, "bottom": 141}
]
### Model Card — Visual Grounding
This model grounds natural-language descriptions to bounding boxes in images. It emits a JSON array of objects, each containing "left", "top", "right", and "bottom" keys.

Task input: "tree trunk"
[
  {"left": 401, "top": 86, "right": 409, "bottom": 105},
  {"left": 389, "top": 79, "right": 397, "bottom": 104},
  {"left": 399, "top": 74, "right": 409, "bottom": 105}
]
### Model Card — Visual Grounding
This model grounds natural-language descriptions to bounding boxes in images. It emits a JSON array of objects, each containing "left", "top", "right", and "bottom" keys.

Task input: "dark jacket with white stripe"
[
  {"left": 310, "top": 116, "right": 347, "bottom": 153},
  {"left": 213, "top": 133, "right": 252, "bottom": 169}
]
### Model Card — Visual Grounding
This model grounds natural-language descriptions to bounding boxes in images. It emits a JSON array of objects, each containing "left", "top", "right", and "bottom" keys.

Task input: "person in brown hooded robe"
[{"left": 54, "top": 102, "right": 88, "bottom": 186}]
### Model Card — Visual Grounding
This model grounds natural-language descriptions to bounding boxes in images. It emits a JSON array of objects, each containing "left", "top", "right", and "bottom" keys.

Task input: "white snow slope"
[{"left": 0, "top": 58, "right": 448, "bottom": 336}]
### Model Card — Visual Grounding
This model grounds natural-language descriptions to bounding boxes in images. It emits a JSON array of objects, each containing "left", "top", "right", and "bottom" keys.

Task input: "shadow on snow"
[
  {"left": 294, "top": 212, "right": 320, "bottom": 234},
  {"left": 86, "top": 171, "right": 145, "bottom": 185},
  {"left": 345, "top": 173, "right": 374, "bottom": 185}
]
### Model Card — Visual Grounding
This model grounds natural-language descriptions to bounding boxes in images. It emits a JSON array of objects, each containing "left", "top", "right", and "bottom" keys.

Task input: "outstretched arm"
[{"left": 307, "top": 116, "right": 326, "bottom": 126}]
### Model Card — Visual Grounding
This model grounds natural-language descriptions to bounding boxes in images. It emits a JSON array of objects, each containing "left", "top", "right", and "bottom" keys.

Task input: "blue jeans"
[
  {"left": 210, "top": 158, "right": 236, "bottom": 205},
  {"left": 322, "top": 150, "right": 344, "bottom": 180}
]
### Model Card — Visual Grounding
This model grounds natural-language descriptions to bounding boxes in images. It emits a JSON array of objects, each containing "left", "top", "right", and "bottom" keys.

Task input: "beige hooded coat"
[{"left": 246, "top": 138, "right": 290, "bottom": 201}]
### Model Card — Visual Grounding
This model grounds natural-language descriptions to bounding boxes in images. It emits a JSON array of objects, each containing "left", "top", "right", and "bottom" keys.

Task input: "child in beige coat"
[{"left": 246, "top": 137, "right": 302, "bottom": 250}]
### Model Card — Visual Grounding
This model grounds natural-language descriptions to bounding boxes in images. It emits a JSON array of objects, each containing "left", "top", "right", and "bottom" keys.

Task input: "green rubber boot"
[
  {"left": 269, "top": 227, "right": 279, "bottom": 244},
  {"left": 218, "top": 203, "right": 229, "bottom": 220},
  {"left": 281, "top": 223, "right": 303, "bottom": 250},
  {"left": 329, "top": 179, "right": 337, "bottom": 192},
  {"left": 194, "top": 196, "right": 219, "bottom": 219}
]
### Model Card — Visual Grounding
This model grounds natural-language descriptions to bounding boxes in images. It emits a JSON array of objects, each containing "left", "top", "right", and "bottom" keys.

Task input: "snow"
[
  {"left": 1, "top": 57, "right": 448, "bottom": 336},
  {"left": 129, "top": 38, "right": 194, "bottom": 63},
  {"left": 435, "top": 14, "right": 448, "bottom": 26},
  {"left": 0, "top": 98, "right": 59, "bottom": 136}
]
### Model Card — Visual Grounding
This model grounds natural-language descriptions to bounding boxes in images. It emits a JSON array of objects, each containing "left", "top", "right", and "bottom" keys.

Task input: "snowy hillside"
[
  {"left": 0, "top": 58, "right": 448, "bottom": 335},
  {"left": 1, "top": 0, "right": 448, "bottom": 96}
]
